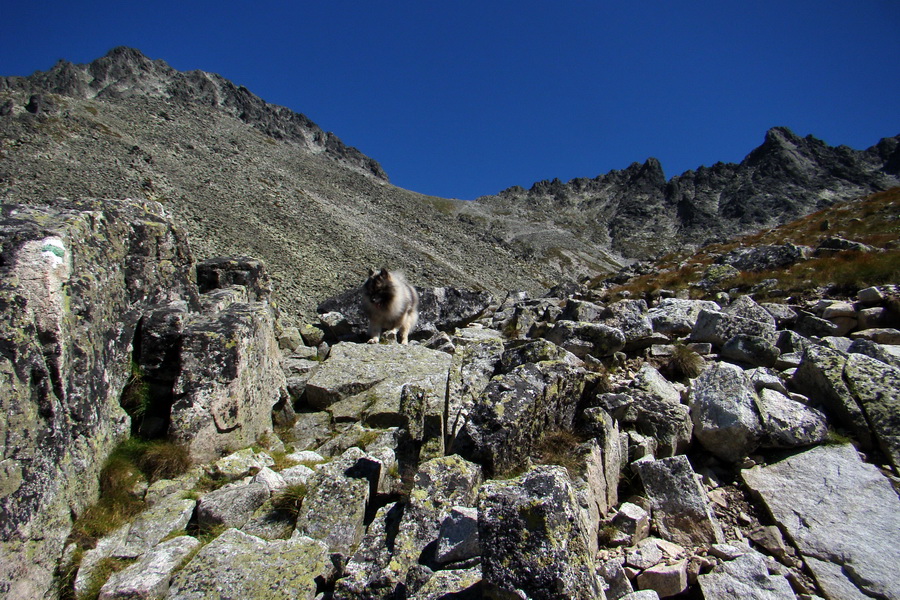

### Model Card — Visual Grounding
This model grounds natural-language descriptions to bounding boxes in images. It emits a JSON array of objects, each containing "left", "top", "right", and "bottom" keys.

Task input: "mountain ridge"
[
  {"left": 468, "top": 125, "right": 900, "bottom": 261},
  {"left": 1, "top": 46, "right": 387, "bottom": 180},
  {"left": 1, "top": 47, "right": 898, "bottom": 321}
]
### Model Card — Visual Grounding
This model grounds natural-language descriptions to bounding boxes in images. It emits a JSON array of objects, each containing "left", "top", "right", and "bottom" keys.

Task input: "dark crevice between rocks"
[{"left": 119, "top": 317, "right": 175, "bottom": 440}]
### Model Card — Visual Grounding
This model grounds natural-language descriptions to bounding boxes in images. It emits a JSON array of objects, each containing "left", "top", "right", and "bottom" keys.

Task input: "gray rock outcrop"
[
  {"left": 164, "top": 528, "right": 333, "bottom": 600},
  {"left": 478, "top": 465, "right": 604, "bottom": 600},
  {"left": 742, "top": 444, "right": 900, "bottom": 600},
  {"left": 636, "top": 455, "right": 724, "bottom": 547},
  {"left": 0, "top": 199, "right": 197, "bottom": 600}
]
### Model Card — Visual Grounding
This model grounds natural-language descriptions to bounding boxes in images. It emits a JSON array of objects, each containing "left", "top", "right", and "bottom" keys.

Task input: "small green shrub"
[{"left": 120, "top": 361, "right": 151, "bottom": 421}]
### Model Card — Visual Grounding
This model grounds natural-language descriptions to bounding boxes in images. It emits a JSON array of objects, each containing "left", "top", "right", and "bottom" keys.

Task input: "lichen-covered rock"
[
  {"left": 561, "top": 298, "right": 606, "bottom": 322},
  {"left": 446, "top": 337, "right": 504, "bottom": 449},
  {"left": 689, "top": 309, "right": 776, "bottom": 348},
  {"left": 478, "top": 465, "right": 603, "bottom": 600},
  {"left": 648, "top": 298, "right": 721, "bottom": 336},
  {"left": 636, "top": 455, "right": 724, "bottom": 547},
  {"left": 212, "top": 448, "right": 275, "bottom": 479},
  {"left": 304, "top": 344, "right": 450, "bottom": 451},
  {"left": 499, "top": 338, "right": 583, "bottom": 373},
  {"left": 170, "top": 301, "right": 287, "bottom": 463},
  {"left": 99, "top": 535, "right": 200, "bottom": 600},
  {"left": 792, "top": 344, "right": 874, "bottom": 449},
  {"left": 544, "top": 319, "right": 626, "bottom": 358},
  {"left": 196, "top": 256, "right": 272, "bottom": 302},
  {"left": 579, "top": 407, "right": 622, "bottom": 512},
  {"left": 0, "top": 199, "right": 198, "bottom": 600},
  {"left": 717, "top": 243, "right": 807, "bottom": 272},
  {"left": 599, "top": 299, "right": 655, "bottom": 351},
  {"left": 393, "top": 456, "right": 482, "bottom": 570},
  {"left": 456, "top": 361, "right": 591, "bottom": 475},
  {"left": 720, "top": 334, "right": 780, "bottom": 368},
  {"left": 165, "top": 528, "right": 333, "bottom": 600},
  {"left": 115, "top": 493, "right": 197, "bottom": 559},
  {"left": 756, "top": 388, "right": 828, "bottom": 448},
  {"left": 333, "top": 502, "right": 404, "bottom": 599},
  {"left": 608, "top": 365, "right": 692, "bottom": 457},
  {"left": 294, "top": 447, "right": 372, "bottom": 561},
  {"left": 843, "top": 353, "right": 900, "bottom": 472},
  {"left": 408, "top": 566, "right": 482, "bottom": 600},
  {"left": 723, "top": 295, "right": 777, "bottom": 328},
  {"left": 435, "top": 506, "right": 480, "bottom": 565},
  {"left": 848, "top": 338, "right": 900, "bottom": 368},
  {"left": 197, "top": 482, "right": 270, "bottom": 531},
  {"left": 689, "top": 362, "right": 762, "bottom": 462}
]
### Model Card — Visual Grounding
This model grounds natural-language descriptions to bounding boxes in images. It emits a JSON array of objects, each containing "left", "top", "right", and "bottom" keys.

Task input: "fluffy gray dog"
[{"left": 361, "top": 268, "right": 419, "bottom": 344}]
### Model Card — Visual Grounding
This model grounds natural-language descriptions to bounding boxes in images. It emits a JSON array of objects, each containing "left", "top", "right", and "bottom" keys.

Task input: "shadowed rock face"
[{"left": 0, "top": 199, "right": 198, "bottom": 600}]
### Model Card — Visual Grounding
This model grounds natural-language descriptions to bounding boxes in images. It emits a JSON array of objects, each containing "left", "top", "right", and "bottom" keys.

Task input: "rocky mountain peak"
[
  {"left": 470, "top": 127, "right": 900, "bottom": 267},
  {"left": 1, "top": 47, "right": 388, "bottom": 180}
]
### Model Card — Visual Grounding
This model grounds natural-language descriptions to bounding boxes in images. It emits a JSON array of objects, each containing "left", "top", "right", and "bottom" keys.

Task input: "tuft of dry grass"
[
  {"left": 667, "top": 344, "right": 706, "bottom": 380},
  {"left": 534, "top": 429, "right": 587, "bottom": 475},
  {"left": 138, "top": 441, "right": 191, "bottom": 482},
  {"left": 271, "top": 483, "right": 309, "bottom": 517}
]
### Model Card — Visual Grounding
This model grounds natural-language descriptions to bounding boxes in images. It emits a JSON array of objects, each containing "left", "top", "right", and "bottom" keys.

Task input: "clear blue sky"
[{"left": 2, "top": 1, "right": 899, "bottom": 199}]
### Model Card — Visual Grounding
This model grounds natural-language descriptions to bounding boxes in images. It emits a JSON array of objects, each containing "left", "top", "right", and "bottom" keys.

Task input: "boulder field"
[{"left": 1, "top": 198, "right": 898, "bottom": 599}]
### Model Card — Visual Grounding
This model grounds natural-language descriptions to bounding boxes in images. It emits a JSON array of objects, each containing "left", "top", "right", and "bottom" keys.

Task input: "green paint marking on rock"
[{"left": 42, "top": 243, "right": 65, "bottom": 258}]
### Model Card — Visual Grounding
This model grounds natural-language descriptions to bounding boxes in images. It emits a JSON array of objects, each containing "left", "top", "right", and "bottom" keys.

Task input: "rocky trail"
[{"left": 1, "top": 198, "right": 898, "bottom": 600}]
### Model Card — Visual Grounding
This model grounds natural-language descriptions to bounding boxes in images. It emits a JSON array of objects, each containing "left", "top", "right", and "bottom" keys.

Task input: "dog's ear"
[
  {"left": 368, "top": 267, "right": 376, "bottom": 277},
  {"left": 380, "top": 268, "right": 390, "bottom": 277}
]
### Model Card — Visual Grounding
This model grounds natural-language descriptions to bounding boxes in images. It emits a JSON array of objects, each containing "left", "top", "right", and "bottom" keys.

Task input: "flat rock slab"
[
  {"left": 165, "top": 528, "right": 332, "bottom": 600},
  {"left": 742, "top": 444, "right": 900, "bottom": 600},
  {"left": 304, "top": 343, "right": 451, "bottom": 428}
]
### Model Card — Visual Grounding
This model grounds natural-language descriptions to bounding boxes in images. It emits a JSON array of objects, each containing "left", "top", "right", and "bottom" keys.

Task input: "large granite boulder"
[
  {"left": 689, "top": 309, "right": 776, "bottom": 348},
  {"left": 164, "top": 528, "right": 333, "bottom": 600},
  {"left": 698, "top": 549, "right": 795, "bottom": 600},
  {"left": 0, "top": 199, "right": 197, "bottom": 599},
  {"left": 170, "top": 300, "right": 288, "bottom": 463},
  {"left": 478, "top": 465, "right": 603, "bottom": 600},
  {"left": 456, "top": 361, "right": 591, "bottom": 475},
  {"left": 98, "top": 535, "right": 201, "bottom": 600},
  {"left": 793, "top": 344, "right": 900, "bottom": 472},
  {"left": 294, "top": 447, "right": 372, "bottom": 563},
  {"left": 598, "top": 299, "right": 655, "bottom": 351},
  {"left": 334, "top": 455, "right": 482, "bottom": 598},
  {"left": 755, "top": 388, "right": 828, "bottom": 448},
  {"left": 843, "top": 353, "right": 900, "bottom": 472},
  {"left": 544, "top": 319, "right": 626, "bottom": 358},
  {"left": 636, "top": 455, "right": 724, "bottom": 547},
  {"left": 624, "top": 365, "right": 693, "bottom": 457},
  {"left": 742, "top": 444, "right": 900, "bottom": 600},
  {"left": 689, "top": 362, "right": 762, "bottom": 462},
  {"left": 792, "top": 344, "right": 873, "bottom": 448},
  {"left": 446, "top": 336, "right": 504, "bottom": 447},
  {"left": 304, "top": 343, "right": 451, "bottom": 440},
  {"left": 716, "top": 243, "right": 807, "bottom": 272},
  {"left": 648, "top": 298, "right": 721, "bottom": 336}
]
